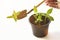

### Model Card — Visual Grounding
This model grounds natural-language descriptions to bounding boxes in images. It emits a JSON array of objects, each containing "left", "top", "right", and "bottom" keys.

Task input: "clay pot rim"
[{"left": 29, "top": 14, "right": 51, "bottom": 26}]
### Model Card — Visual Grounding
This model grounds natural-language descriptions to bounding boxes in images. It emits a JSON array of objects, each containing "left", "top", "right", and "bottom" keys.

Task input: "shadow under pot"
[{"left": 29, "top": 15, "right": 50, "bottom": 37}]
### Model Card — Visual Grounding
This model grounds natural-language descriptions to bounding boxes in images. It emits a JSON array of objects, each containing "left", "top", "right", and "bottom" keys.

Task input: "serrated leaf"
[{"left": 47, "top": 8, "right": 53, "bottom": 15}]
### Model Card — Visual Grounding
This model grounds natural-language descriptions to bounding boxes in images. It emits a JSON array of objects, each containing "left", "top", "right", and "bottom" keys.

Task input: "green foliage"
[
  {"left": 35, "top": 13, "right": 42, "bottom": 23},
  {"left": 7, "top": 10, "right": 20, "bottom": 22},
  {"left": 33, "top": 7, "right": 54, "bottom": 23},
  {"left": 33, "top": 6, "right": 37, "bottom": 13},
  {"left": 48, "top": 16, "right": 54, "bottom": 21},
  {"left": 47, "top": 8, "right": 53, "bottom": 15},
  {"left": 33, "top": 6, "right": 38, "bottom": 16}
]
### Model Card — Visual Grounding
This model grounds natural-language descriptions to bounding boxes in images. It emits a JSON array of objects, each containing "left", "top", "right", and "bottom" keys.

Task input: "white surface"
[{"left": 0, "top": 0, "right": 60, "bottom": 40}]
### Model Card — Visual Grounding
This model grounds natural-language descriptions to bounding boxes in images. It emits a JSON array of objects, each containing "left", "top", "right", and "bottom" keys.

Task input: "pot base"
[{"left": 33, "top": 33, "right": 47, "bottom": 37}]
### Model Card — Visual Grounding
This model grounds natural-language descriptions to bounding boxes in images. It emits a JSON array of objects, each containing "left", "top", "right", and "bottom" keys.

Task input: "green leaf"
[
  {"left": 7, "top": 16, "right": 13, "bottom": 18},
  {"left": 47, "top": 8, "right": 53, "bottom": 15},
  {"left": 40, "top": 13, "right": 46, "bottom": 16},
  {"left": 48, "top": 16, "right": 54, "bottom": 21},
  {"left": 33, "top": 6, "right": 37, "bottom": 13},
  {"left": 38, "top": 15, "right": 42, "bottom": 21},
  {"left": 35, "top": 14, "right": 42, "bottom": 23},
  {"left": 34, "top": 8, "right": 54, "bottom": 23},
  {"left": 7, "top": 10, "right": 21, "bottom": 22},
  {"left": 13, "top": 11, "right": 17, "bottom": 21}
]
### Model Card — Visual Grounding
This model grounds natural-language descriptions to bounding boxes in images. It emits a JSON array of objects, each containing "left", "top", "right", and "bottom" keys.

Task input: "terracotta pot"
[{"left": 29, "top": 15, "right": 50, "bottom": 37}]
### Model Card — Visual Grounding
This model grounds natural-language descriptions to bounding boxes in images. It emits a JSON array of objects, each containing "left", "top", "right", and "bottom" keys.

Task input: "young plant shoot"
[
  {"left": 7, "top": 10, "right": 20, "bottom": 22},
  {"left": 33, "top": 6, "right": 54, "bottom": 23}
]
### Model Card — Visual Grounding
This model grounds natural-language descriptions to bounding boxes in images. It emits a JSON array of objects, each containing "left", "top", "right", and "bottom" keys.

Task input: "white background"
[{"left": 0, "top": 0, "right": 60, "bottom": 40}]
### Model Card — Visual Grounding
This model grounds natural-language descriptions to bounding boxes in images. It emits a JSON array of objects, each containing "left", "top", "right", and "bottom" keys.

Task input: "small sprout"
[
  {"left": 7, "top": 10, "right": 20, "bottom": 22},
  {"left": 33, "top": 7, "right": 54, "bottom": 23},
  {"left": 47, "top": 8, "right": 53, "bottom": 15},
  {"left": 33, "top": 6, "right": 37, "bottom": 13},
  {"left": 33, "top": 6, "right": 38, "bottom": 16},
  {"left": 35, "top": 14, "right": 42, "bottom": 23}
]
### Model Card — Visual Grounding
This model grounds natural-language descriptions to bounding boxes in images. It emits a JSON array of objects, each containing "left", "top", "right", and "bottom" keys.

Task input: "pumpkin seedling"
[{"left": 33, "top": 6, "right": 54, "bottom": 23}]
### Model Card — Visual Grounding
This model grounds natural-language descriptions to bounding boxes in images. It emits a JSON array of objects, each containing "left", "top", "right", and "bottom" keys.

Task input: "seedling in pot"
[
  {"left": 29, "top": 7, "right": 54, "bottom": 37},
  {"left": 33, "top": 6, "right": 54, "bottom": 24}
]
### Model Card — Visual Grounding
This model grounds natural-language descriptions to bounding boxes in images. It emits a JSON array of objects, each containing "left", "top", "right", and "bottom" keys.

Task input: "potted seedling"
[{"left": 29, "top": 6, "right": 54, "bottom": 37}]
